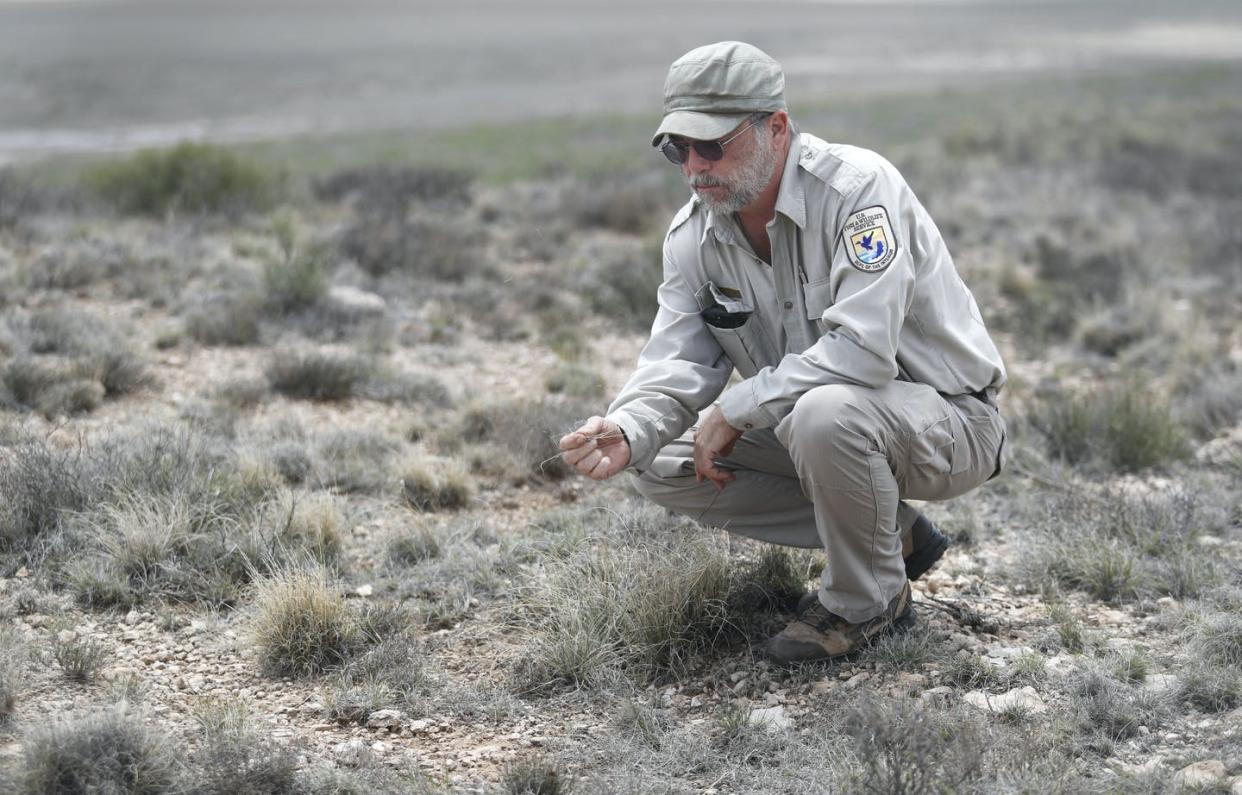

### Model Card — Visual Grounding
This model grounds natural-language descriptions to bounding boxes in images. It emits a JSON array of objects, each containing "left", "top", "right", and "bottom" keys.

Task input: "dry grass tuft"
[
  {"left": 399, "top": 456, "right": 474, "bottom": 512},
  {"left": 250, "top": 565, "right": 360, "bottom": 678},
  {"left": 513, "top": 502, "right": 736, "bottom": 691}
]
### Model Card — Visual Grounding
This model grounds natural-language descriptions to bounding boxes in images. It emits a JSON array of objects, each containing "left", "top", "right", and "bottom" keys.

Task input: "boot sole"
[{"left": 765, "top": 605, "right": 918, "bottom": 665}]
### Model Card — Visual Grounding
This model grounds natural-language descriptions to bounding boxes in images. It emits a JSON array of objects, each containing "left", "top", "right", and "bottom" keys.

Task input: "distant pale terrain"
[{"left": 2, "top": 0, "right": 1242, "bottom": 163}]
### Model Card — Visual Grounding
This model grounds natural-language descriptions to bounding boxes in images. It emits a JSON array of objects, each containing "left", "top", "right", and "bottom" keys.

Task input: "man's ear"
[{"left": 768, "top": 110, "right": 790, "bottom": 143}]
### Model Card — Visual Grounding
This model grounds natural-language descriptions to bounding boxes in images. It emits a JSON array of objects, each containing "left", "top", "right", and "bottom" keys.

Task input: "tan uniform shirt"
[{"left": 608, "top": 131, "right": 1006, "bottom": 472}]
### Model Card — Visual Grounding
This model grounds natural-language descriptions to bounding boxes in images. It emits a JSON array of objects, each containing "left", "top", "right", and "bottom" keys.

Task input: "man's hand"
[
  {"left": 559, "top": 416, "right": 631, "bottom": 480},
  {"left": 694, "top": 407, "right": 743, "bottom": 491}
]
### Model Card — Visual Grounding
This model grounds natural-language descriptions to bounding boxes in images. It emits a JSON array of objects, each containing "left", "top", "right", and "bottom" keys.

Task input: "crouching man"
[{"left": 559, "top": 42, "right": 1006, "bottom": 664}]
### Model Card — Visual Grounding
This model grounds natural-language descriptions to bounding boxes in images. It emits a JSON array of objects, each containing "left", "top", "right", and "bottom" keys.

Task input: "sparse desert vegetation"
[{"left": 0, "top": 59, "right": 1240, "bottom": 794}]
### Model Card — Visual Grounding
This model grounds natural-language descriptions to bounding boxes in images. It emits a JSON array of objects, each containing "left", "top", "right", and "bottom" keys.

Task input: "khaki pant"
[{"left": 632, "top": 381, "right": 1006, "bottom": 623}]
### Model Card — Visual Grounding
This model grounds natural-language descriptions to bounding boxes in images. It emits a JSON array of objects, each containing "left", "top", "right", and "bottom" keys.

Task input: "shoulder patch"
[{"left": 841, "top": 205, "right": 897, "bottom": 273}]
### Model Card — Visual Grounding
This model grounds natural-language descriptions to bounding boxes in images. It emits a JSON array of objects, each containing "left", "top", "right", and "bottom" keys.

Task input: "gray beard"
[{"left": 689, "top": 134, "right": 781, "bottom": 215}]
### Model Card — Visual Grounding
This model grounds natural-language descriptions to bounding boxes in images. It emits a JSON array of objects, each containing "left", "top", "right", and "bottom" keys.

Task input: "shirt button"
[{"left": 783, "top": 301, "right": 793, "bottom": 309}]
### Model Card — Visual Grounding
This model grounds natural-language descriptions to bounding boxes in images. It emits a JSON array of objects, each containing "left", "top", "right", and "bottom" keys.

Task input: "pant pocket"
[{"left": 908, "top": 412, "right": 963, "bottom": 477}]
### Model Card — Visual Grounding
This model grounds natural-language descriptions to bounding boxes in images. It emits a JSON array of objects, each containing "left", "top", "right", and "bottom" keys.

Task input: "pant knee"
[{"left": 784, "top": 384, "right": 877, "bottom": 457}]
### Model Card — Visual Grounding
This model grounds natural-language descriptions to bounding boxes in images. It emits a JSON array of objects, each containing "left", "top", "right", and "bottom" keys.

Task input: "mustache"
[{"left": 689, "top": 175, "right": 727, "bottom": 188}]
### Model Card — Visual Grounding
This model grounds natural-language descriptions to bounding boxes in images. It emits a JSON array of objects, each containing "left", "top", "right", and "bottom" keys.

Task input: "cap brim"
[{"left": 650, "top": 110, "right": 752, "bottom": 147}]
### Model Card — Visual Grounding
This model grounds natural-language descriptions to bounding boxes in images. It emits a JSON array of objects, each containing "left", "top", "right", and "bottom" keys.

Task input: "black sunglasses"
[{"left": 659, "top": 116, "right": 766, "bottom": 165}]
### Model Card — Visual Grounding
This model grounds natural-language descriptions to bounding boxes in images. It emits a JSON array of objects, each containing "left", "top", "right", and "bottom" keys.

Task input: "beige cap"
[{"left": 651, "top": 41, "right": 786, "bottom": 147}]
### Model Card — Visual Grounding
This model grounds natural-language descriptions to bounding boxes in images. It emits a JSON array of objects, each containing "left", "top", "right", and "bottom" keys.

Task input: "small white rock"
[
  {"left": 747, "top": 705, "right": 794, "bottom": 731},
  {"left": 366, "top": 709, "right": 405, "bottom": 730},
  {"left": 963, "top": 686, "right": 1047, "bottom": 715}
]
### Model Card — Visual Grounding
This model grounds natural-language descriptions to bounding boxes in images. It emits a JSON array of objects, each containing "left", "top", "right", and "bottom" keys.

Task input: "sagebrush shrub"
[
  {"left": 184, "top": 290, "right": 263, "bottom": 346},
  {"left": 315, "top": 164, "right": 473, "bottom": 213},
  {"left": 267, "top": 348, "right": 374, "bottom": 401},
  {"left": 263, "top": 213, "right": 330, "bottom": 314},
  {"left": 53, "top": 636, "right": 111, "bottom": 683},
  {"left": 191, "top": 698, "right": 301, "bottom": 795},
  {"left": 16, "top": 704, "right": 183, "bottom": 795}
]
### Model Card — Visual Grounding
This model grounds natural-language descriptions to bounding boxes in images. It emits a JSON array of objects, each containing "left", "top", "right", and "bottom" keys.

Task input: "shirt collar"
[{"left": 700, "top": 131, "right": 807, "bottom": 247}]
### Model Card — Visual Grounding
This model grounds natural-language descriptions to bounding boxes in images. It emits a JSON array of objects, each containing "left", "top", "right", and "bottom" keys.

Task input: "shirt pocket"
[
  {"left": 694, "top": 281, "right": 773, "bottom": 379},
  {"left": 802, "top": 276, "right": 834, "bottom": 331}
]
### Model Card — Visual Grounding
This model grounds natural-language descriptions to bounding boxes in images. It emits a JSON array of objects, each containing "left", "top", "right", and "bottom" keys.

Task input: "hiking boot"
[
  {"left": 768, "top": 581, "right": 914, "bottom": 664},
  {"left": 794, "top": 513, "right": 947, "bottom": 613},
  {"left": 903, "top": 512, "right": 949, "bottom": 581}
]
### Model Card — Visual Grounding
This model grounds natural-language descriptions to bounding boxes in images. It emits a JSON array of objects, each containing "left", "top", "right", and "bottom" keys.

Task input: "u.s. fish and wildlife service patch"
[{"left": 842, "top": 205, "right": 897, "bottom": 273}]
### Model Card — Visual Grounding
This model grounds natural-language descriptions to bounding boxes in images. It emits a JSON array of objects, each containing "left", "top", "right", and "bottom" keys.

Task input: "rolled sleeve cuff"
[
  {"left": 717, "top": 380, "right": 780, "bottom": 433},
  {"left": 606, "top": 410, "right": 658, "bottom": 473}
]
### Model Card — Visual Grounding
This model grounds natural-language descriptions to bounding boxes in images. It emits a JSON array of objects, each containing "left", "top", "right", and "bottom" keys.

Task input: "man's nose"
[{"left": 683, "top": 146, "right": 713, "bottom": 175}]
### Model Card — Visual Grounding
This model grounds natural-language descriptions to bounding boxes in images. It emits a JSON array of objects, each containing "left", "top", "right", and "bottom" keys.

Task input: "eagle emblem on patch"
[{"left": 842, "top": 205, "right": 897, "bottom": 273}]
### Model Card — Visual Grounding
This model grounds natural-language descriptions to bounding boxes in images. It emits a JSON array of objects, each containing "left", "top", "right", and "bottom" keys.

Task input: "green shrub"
[
  {"left": 88, "top": 141, "right": 277, "bottom": 217},
  {"left": 324, "top": 637, "right": 432, "bottom": 724},
  {"left": 361, "top": 370, "right": 451, "bottom": 407},
  {"left": 1068, "top": 666, "right": 1170, "bottom": 741},
  {"left": 267, "top": 349, "right": 374, "bottom": 401},
  {"left": 0, "top": 167, "right": 47, "bottom": 231},
  {"left": 48, "top": 428, "right": 327, "bottom": 609},
  {"left": 1030, "top": 380, "right": 1189, "bottom": 472},
  {"left": 576, "top": 236, "right": 662, "bottom": 332},
  {"left": 262, "top": 212, "right": 330, "bottom": 313},
  {"left": 1177, "top": 658, "right": 1242, "bottom": 712},
  {"left": 568, "top": 171, "right": 674, "bottom": 236},
  {"left": 15, "top": 704, "right": 183, "bottom": 795}
]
